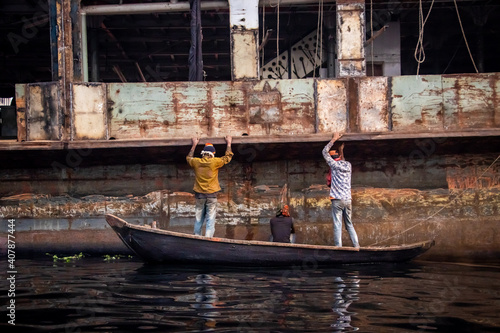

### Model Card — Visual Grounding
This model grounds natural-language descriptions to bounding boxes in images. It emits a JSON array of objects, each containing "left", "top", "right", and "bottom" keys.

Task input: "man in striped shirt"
[{"left": 322, "top": 133, "right": 360, "bottom": 248}]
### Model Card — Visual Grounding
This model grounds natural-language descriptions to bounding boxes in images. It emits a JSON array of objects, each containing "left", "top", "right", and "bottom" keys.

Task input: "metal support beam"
[
  {"left": 81, "top": 1, "right": 336, "bottom": 16},
  {"left": 229, "top": 0, "right": 259, "bottom": 80},
  {"left": 325, "top": 12, "right": 336, "bottom": 78},
  {"left": 336, "top": 0, "right": 366, "bottom": 77},
  {"left": 81, "top": 13, "right": 88, "bottom": 82},
  {"left": 49, "top": 0, "right": 58, "bottom": 81},
  {"left": 70, "top": 1, "right": 83, "bottom": 82},
  {"left": 82, "top": 1, "right": 228, "bottom": 15},
  {"left": 48, "top": 0, "right": 75, "bottom": 140}
]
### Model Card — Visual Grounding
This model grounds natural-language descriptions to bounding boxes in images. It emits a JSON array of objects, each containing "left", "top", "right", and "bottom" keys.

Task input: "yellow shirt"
[{"left": 186, "top": 151, "right": 234, "bottom": 194}]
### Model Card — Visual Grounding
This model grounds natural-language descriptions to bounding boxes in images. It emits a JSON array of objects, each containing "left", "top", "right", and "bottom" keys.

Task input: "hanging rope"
[
  {"left": 414, "top": 0, "right": 435, "bottom": 75},
  {"left": 368, "top": 154, "right": 500, "bottom": 246},
  {"left": 442, "top": 35, "right": 464, "bottom": 74},
  {"left": 453, "top": 0, "right": 479, "bottom": 73}
]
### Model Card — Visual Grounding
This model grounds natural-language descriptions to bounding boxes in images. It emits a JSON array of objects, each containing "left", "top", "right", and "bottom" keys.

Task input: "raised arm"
[
  {"left": 187, "top": 137, "right": 200, "bottom": 158},
  {"left": 225, "top": 135, "right": 232, "bottom": 153},
  {"left": 322, "top": 132, "right": 342, "bottom": 161}
]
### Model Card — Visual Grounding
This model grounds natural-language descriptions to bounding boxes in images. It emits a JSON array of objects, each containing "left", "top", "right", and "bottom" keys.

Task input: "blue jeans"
[
  {"left": 331, "top": 199, "right": 359, "bottom": 247},
  {"left": 194, "top": 197, "right": 218, "bottom": 237}
]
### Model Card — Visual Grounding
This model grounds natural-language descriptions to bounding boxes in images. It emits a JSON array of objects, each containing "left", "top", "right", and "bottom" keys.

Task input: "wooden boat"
[{"left": 105, "top": 214, "right": 435, "bottom": 266}]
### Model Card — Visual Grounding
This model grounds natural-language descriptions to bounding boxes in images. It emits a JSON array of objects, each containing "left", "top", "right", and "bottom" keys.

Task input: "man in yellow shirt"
[{"left": 186, "top": 136, "right": 233, "bottom": 237}]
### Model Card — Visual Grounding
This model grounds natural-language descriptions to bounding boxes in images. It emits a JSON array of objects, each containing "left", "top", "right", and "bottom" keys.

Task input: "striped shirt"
[{"left": 322, "top": 141, "right": 352, "bottom": 200}]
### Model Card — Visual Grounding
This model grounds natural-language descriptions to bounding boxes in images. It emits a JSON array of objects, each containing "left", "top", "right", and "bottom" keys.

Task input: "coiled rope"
[{"left": 415, "top": 0, "right": 479, "bottom": 75}]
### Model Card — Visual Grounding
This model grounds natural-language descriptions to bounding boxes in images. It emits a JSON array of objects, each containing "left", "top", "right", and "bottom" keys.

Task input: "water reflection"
[
  {"left": 192, "top": 274, "right": 221, "bottom": 326},
  {"left": 331, "top": 276, "right": 360, "bottom": 331},
  {"left": 0, "top": 259, "right": 499, "bottom": 332}
]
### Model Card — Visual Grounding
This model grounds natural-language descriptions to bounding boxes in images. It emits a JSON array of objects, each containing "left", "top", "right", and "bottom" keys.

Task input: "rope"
[
  {"left": 442, "top": 36, "right": 464, "bottom": 74},
  {"left": 414, "top": 0, "right": 435, "bottom": 75},
  {"left": 368, "top": 154, "right": 500, "bottom": 246},
  {"left": 453, "top": 0, "right": 479, "bottom": 73}
]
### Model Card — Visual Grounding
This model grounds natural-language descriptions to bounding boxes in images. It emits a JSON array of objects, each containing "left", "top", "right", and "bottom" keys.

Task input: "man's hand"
[
  {"left": 225, "top": 135, "right": 232, "bottom": 145},
  {"left": 187, "top": 137, "right": 200, "bottom": 158},
  {"left": 332, "top": 132, "right": 342, "bottom": 142}
]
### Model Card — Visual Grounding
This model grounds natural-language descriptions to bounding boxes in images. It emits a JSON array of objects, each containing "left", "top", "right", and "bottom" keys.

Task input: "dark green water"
[{"left": 1, "top": 258, "right": 499, "bottom": 332}]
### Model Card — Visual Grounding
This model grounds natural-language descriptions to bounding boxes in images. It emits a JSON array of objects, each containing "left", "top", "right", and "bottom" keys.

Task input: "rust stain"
[{"left": 347, "top": 78, "right": 359, "bottom": 132}]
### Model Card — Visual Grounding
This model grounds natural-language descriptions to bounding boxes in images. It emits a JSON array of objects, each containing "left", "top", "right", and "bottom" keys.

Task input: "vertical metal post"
[
  {"left": 326, "top": 12, "right": 336, "bottom": 78},
  {"left": 82, "top": 13, "right": 89, "bottom": 82},
  {"left": 49, "top": 0, "right": 74, "bottom": 140},
  {"left": 229, "top": 0, "right": 259, "bottom": 80},
  {"left": 90, "top": 22, "right": 100, "bottom": 82},
  {"left": 49, "top": 0, "right": 58, "bottom": 81},
  {"left": 336, "top": 0, "right": 366, "bottom": 77},
  {"left": 70, "top": 0, "right": 83, "bottom": 82}
]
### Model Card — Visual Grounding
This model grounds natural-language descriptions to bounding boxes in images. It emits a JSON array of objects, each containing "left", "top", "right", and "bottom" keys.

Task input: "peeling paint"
[
  {"left": 391, "top": 75, "right": 443, "bottom": 131},
  {"left": 16, "top": 72, "right": 500, "bottom": 143},
  {"left": 358, "top": 77, "right": 388, "bottom": 132},
  {"left": 336, "top": 2, "right": 366, "bottom": 77},
  {"left": 72, "top": 83, "right": 107, "bottom": 140},
  {"left": 26, "top": 83, "right": 61, "bottom": 140}
]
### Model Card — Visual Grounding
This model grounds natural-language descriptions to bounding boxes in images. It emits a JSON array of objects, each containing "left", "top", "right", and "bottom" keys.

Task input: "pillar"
[
  {"left": 336, "top": 0, "right": 366, "bottom": 77},
  {"left": 325, "top": 12, "right": 336, "bottom": 78},
  {"left": 49, "top": 0, "right": 75, "bottom": 85},
  {"left": 49, "top": 0, "right": 81, "bottom": 140},
  {"left": 228, "top": 0, "right": 259, "bottom": 80}
]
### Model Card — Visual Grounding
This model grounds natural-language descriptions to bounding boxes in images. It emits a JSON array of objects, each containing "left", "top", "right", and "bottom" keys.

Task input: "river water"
[{"left": 1, "top": 257, "right": 499, "bottom": 333}]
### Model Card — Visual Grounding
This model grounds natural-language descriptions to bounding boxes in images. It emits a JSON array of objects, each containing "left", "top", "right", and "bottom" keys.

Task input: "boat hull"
[{"left": 105, "top": 214, "right": 434, "bottom": 266}]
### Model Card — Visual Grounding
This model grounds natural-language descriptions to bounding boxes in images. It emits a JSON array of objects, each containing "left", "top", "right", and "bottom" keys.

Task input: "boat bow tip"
[{"left": 105, "top": 214, "right": 127, "bottom": 228}]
